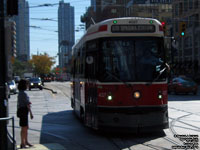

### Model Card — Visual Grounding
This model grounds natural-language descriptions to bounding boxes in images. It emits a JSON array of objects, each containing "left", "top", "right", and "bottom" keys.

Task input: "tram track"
[
  {"left": 41, "top": 83, "right": 199, "bottom": 149},
  {"left": 49, "top": 83, "right": 71, "bottom": 99},
  {"left": 53, "top": 84, "right": 180, "bottom": 150},
  {"left": 106, "top": 135, "right": 177, "bottom": 150},
  {"left": 169, "top": 106, "right": 200, "bottom": 117},
  {"left": 169, "top": 107, "right": 200, "bottom": 133}
]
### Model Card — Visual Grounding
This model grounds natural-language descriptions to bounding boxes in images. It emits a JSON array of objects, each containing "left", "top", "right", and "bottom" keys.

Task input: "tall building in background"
[
  {"left": 58, "top": 0, "right": 75, "bottom": 71},
  {"left": 13, "top": 0, "right": 30, "bottom": 61}
]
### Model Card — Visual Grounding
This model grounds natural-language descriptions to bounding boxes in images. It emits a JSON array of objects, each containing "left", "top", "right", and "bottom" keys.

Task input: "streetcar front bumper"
[{"left": 97, "top": 105, "right": 169, "bottom": 132}]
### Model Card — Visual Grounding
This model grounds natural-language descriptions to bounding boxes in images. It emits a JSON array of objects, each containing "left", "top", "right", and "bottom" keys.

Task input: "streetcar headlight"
[
  {"left": 158, "top": 91, "right": 163, "bottom": 100},
  {"left": 31, "top": 83, "right": 33, "bottom": 86},
  {"left": 107, "top": 94, "right": 113, "bottom": 101},
  {"left": 158, "top": 94, "right": 162, "bottom": 99},
  {"left": 38, "top": 83, "right": 41, "bottom": 85},
  {"left": 133, "top": 91, "right": 141, "bottom": 99}
]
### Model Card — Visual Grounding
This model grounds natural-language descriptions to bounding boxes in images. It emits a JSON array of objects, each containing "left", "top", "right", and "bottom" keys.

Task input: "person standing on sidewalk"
[{"left": 17, "top": 79, "right": 34, "bottom": 148}]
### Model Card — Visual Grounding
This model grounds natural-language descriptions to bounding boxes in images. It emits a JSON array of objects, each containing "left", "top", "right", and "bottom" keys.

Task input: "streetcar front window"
[{"left": 99, "top": 37, "right": 166, "bottom": 82}]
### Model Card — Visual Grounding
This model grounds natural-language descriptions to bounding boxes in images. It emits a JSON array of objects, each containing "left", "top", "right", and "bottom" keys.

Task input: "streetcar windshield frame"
[{"left": 98, "top": 37, "right": 167, "bottom": 82}]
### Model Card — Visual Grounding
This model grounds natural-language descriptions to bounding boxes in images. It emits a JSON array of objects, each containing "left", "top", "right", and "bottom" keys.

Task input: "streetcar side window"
[
  {"left": 74, "top": 46, "right": 85, "bottom": 78},
  {"left": 85, "top": 40, "right": 98, "bottom": 79}
]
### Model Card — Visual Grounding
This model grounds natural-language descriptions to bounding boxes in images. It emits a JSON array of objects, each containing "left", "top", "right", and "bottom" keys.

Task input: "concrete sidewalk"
[{"left": 16, "top": 143, "right": 65, "bottom": 150}]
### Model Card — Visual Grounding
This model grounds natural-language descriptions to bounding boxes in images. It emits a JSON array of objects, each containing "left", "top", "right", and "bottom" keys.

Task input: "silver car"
[{"left": 8, "top": 80, "right": 17, "bottom": 94}]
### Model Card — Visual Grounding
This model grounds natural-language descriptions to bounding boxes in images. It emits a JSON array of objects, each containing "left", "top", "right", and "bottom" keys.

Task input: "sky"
[{"left": 28, "top": 0, "right": 91, "bottom": 66}]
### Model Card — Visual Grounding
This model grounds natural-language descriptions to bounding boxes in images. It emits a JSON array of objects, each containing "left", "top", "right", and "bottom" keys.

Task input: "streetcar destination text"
[{"left": 111, "top": 25, "right": 155, "bottom": 33}]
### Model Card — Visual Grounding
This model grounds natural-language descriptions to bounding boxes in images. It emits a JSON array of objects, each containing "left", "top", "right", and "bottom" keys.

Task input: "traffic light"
[
  {"left": 179, "top": 22, "right": 186, "bottom": 37},
  {"left": 161, "top": 21, "right": 166, "bottom": 35}
]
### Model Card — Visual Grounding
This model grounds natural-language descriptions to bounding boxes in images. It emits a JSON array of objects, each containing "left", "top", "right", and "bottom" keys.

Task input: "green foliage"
[
  {"left": 13, "top": 59, "right": 32, "bottom": 76},
  {"left": 29, "top": 53, "right": 55, "bottom": 75}
]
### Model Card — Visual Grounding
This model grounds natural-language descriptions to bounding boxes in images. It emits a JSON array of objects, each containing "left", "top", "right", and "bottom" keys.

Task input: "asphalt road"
[{"left": 8, "top": 82, "right": 200, "bottom": 150}]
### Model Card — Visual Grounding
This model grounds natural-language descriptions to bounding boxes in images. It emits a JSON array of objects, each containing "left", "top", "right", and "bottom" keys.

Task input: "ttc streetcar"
[{"left": 70, "top": 17, "right": 169, "bottom": 132}]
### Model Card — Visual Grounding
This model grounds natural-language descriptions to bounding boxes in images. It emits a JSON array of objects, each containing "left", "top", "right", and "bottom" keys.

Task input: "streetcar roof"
[{"left": 72, "top": 17, "right": 163, "bottom": 54}]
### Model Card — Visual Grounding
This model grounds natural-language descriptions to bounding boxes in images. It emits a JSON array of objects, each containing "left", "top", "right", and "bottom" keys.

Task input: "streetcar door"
[
  {"left": 70, "top": 59, "right": 76, "bottom": 108},
  {"left": 74, "top": 56, "right": 82, "bottom": 116},
  {"left": 85, "top": 42, "right": 98, "bottom": 128}
]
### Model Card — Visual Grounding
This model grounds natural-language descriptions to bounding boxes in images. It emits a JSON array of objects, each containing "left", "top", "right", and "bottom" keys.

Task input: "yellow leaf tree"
[{"left": 29, "top": 53, "right": 56, "bottom": 75}]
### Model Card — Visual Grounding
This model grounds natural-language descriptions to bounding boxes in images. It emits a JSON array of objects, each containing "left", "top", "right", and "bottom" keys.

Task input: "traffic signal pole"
[{"left": 0, "top": 0, "right": 8, "bottom": 149}]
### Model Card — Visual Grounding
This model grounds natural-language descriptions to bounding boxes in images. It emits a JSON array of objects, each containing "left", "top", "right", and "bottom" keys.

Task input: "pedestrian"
[{"left": 17, "top": 79, "right": 33, "bottom": 148}]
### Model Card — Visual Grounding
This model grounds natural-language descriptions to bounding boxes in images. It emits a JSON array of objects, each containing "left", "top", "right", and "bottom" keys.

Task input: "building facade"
[
  {"left": 83, "top": 0, "right": 172, "bottom": 30},
  {"left": 58, "top": 0, "right": 75, "bottom": 71},
  {"left": 172, "top": 0, "right": 200, "bottom": 76},
  {"left": 13, "top": 0, "right": 30, "bottom": 62},
  {"left": 5, "top": 19, "right": 17, "bottom": 80}
]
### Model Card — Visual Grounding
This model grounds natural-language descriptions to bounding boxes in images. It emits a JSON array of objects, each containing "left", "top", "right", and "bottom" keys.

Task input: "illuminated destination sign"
[{"left": 111, "top": 25, "right": 155, "bottom": 33}]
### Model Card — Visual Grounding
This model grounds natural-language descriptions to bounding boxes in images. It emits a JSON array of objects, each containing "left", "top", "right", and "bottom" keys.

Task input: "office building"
[
  {"left": 58, "top": 0, "right": 75, "bottom": 71},
  {"left": 13, "top": 0, "right": 30, "bottom": 61}
]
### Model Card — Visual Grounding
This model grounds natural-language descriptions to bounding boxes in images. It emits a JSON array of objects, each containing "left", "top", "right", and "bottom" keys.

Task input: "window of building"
[
  {"left": 194, "top": 0, "right": 198, "bottom": 9},
  {"left": 189, "top": 0, "right": 193, "bottom": 9},
  {"left": 189, "top": 15, "right": 193, "bottom": 27},
  {"left": 175, "top": 4, "right": 178, "bottom": 16},
  {"left": 111, "top": 8, "right": 117, "bottom": 13},
  {"left": 179, "top": 3, "right": 183, "bottom": 15},
  {"left": 175, "top": 22, "right": 178, "bottom": 32},
  {"left": 184, "top": 0, "right": 188, "bottom": 12},
  {"left": 194, "top": 14, "right": 199, "bottom": 27},
  {"left": 112, "top": 0, "right": 116, "bottom": 4}
]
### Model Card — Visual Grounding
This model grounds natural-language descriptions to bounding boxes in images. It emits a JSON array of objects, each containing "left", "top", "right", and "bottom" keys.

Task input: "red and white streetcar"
[{"left": 70, "top": 17, "right": 169, "bottom": 132}]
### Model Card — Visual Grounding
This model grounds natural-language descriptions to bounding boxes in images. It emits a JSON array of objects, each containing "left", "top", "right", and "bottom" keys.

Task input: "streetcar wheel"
[
  {"left": 80, "top": 107, "right": 85, "bottom": 124},
  {"left": 71, "top": 98, "right": 74, "bottom": 108}
]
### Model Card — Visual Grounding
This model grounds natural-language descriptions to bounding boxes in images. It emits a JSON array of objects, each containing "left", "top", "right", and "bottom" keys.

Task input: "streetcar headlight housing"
[
  {"left": 107, "top": 94, "right": 113, "bottom": 101},
  {"left": 133, "top": 91, "right": 141, "bottom": 99},
  {"left": 158, "top": 91, "right": 163, "bottom": 100}
]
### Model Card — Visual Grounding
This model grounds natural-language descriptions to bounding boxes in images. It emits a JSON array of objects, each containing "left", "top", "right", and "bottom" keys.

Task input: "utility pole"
[
  {"left": 0, "top": 0, "right": 18, "bottom": 149},
  {"left": 0, "top": 0, "right": 8, "bottom": 149}
]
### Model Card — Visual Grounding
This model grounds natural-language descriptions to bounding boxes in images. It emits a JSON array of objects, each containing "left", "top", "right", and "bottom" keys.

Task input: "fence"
[{"left": 0, "top": 116, "right": 15, "bottom": 150}]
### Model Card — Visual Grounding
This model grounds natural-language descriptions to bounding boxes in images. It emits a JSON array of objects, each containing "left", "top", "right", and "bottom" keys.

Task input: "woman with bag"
[{"left": 17, "top": 79, "right": 33, "bottom": 148}]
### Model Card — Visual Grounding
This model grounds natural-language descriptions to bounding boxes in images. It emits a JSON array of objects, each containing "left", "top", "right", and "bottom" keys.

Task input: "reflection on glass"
[{"left": 99, "top": 37, "right": 166, "bottom": 82}]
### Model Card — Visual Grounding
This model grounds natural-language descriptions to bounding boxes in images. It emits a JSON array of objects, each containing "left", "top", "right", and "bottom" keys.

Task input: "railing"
[{"left": 0, "top": 116, "right": 15, "bottom": 150}]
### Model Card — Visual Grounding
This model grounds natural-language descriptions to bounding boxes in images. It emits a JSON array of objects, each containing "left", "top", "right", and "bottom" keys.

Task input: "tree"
[
  {"left": 29, "top": 53, "right": 55, "bottom": 76},
  {"left": 13, "top": 59, "right": 32, "bottom": 76}
]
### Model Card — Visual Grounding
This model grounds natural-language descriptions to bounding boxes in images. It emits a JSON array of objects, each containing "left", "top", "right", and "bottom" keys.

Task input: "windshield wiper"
[
  {"left": 146, "top": 67, "right": 167, "bottom": 86},
  {"left": 105, "top": 70, "right": 133, "bottom": 88}
]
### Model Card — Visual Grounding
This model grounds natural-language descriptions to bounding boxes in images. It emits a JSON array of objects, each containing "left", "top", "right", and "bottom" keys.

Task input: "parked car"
[
  {"left": 28, "top": 77, "right": 43, "bottom": 90},
  {"left": 5, "top": 82, "right": 10, "bottom": 98},
  {"left": 8, "top": 80, "right": 17, "bottom": 94},
  {"left": 168, "top": 76, "right": 198, "bottom": 95}
]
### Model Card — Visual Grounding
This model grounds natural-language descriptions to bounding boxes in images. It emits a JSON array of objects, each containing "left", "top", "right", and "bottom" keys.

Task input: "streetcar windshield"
[{"left": 99, "top": 37, "right": 166, "bottom": 82}]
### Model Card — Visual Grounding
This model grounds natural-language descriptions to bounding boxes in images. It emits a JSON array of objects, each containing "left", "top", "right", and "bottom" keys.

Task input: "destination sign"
[{"left": 111, "top": 25, "right": 155, "bottom": 33}]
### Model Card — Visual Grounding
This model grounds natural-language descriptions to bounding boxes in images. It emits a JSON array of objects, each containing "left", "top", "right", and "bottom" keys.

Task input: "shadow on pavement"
[{"left": 40, "top": 110, "right": 167, "bottom": 150}]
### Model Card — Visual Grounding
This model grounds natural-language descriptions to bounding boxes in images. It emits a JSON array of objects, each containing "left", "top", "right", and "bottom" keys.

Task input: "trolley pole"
[{"left": 0, "top": 0, "right": 8, "bottom": 149}]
